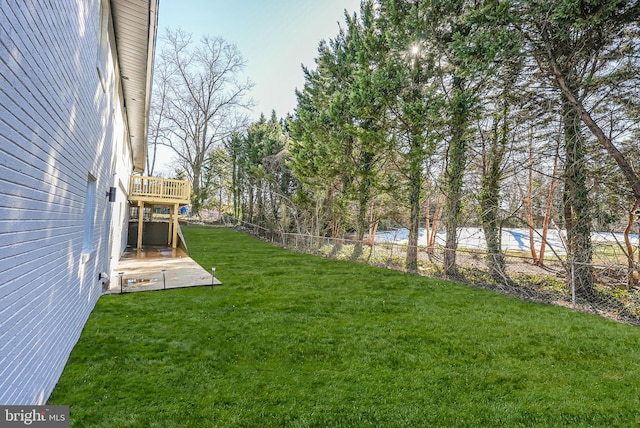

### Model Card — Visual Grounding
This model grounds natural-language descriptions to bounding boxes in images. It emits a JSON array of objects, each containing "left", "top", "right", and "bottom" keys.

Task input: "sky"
[{"left": 156, "top": 0, "right": 362, "bottom": 120}]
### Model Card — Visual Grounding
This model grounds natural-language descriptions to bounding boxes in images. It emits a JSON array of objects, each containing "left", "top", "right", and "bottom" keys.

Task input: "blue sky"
[{"left": 157, "top": 0, "right": 361, "bottom": 120}]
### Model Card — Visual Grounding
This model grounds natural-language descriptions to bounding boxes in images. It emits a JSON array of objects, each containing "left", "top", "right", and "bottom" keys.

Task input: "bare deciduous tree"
[
  {"left": 146, "top": 57, "right": 172, "bottom": 176},
  {"left": 153, "top": 28, "right": 253, "bottom": 215}
]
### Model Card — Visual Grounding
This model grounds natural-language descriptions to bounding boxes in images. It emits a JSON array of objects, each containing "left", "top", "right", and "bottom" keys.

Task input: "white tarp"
[{"left": 375, "top": 227, "right": 639, "bottom": 255}]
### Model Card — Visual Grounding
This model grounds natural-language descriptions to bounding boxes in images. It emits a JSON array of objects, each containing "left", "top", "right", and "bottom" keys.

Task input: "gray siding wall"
[{"left": 0, "top": 0, "right": 131, "bottom": 404}]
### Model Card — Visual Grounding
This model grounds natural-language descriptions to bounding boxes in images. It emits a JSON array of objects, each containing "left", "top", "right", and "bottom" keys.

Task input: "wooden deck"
[
  {"left": 129, "top": 175, "right": 191, "bottom": 205},
  {"left": 107, "top": 246, "right": 222, "bottom": 294},
  {"left": 128, "top": 175, "right": 192, "bottom": 249}
]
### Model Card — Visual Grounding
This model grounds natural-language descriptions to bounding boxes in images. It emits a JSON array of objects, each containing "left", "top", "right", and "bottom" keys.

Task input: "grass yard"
[{"left": 49, "top": 225, "right": 640, "bottom": 427}]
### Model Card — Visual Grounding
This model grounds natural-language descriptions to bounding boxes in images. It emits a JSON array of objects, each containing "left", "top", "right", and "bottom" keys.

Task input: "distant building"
[{"left": 0, "top": 0, "right": 159, "bottom": 404}]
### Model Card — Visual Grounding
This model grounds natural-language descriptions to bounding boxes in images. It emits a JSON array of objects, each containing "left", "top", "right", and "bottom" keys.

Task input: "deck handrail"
[{"left": 129, "top": 175, "right": 191, "bottom": 204}]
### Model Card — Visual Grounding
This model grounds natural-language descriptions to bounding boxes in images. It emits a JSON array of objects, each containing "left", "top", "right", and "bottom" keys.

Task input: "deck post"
[
  {"left": 168, "top": 206, "right": 173, "bottom": 245},
  {"left": 172, "top": 203, "right": 179, "bottom": 248},
  {"left": 137, "top": 200, "right": 144, "bottom": 249}
]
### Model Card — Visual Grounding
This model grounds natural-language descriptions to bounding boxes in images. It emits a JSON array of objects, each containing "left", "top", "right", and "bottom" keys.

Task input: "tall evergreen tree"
[
  {"left": 289, "top": 42, "right": 354, "bottom": 238},
  {"left": 342, "top": 1, "right": 396, "bottom": 258},
  {"left": 380, "top": 0, "right": 443, "bottom": 271},
  {"left": 413, "top": 0, "right": 491, "bottom": 276}
]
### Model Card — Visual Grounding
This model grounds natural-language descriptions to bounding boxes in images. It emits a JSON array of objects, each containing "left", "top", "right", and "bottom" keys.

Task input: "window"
[{"left": 82, "top": 174, "right": 97, "bottom": 257}]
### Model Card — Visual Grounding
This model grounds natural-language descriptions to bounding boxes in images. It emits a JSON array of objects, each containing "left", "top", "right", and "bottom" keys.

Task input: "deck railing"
[{"left": 129, "top": 175, "right": 191, "bottom": 204}]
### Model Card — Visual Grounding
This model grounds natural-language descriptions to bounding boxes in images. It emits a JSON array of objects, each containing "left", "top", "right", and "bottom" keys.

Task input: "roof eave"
[{"left": 110, "top": 0, "right": 159, "bottom": 173}]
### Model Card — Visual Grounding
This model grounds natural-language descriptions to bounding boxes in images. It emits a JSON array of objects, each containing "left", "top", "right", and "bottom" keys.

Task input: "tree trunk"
[
  {"left": 625, "top": 201, "right": 639, "bottom": 289},
  {"left": 248, "top": 186, "right": 255, "bottom": 223},
  {"left": 367, "top": 200, "right": 382, "bottom": 261},
  {"left": 480, "top": 170, "right": 506, "bottom": 282},
  {"left": 425, "top": 190, "right": 431, "bottom": 253},
  {"left": 365, "top": 199, "right": 382, "bottom": 248},
  {"left": 256, "top": 178, "right": 264, "bottom": 224},
  {"left": 429, "top": 193, "right": 444, "bottom": 260},
  {"left": 191, "top": 167, "right": 202, "bottom": 217},
  {"left": 352, "top": 151, "right": 375, "bottom": 260},
  {"left": 538, "top": 141, "right": 559, "bottom": 266},
  {"left": 406, "top": 141, "right": 423, "bottom": 272},
  {"left": 526, "top": 134, "right": 538, "bottom": 264},
  {"left": 443, "top": 77, "right": 469, "bottom": 277},
  {"left": 406, "top": 191, "right": 421, "bottom": 272},
  {"left": 479, "top": 111, "right": 508, "bottom": 283},
  {"left": 232, "top": 158, "right": 238, "bottom": 218},
  {"left": 563, "top": 99, "right": 594, "bottom": 299},
  {"left": 353, "top": 196, "right": 368, "bottom": 260}
]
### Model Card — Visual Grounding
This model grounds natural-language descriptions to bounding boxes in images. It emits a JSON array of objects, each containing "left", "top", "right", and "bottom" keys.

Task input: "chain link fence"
[{"left": 213, "top": 215, "right": 640, "bottom": 325}]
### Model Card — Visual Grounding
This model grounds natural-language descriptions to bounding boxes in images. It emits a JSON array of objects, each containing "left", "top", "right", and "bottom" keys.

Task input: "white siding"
[{"left": 0, "top": 0, "right": 132, "bottom": 404}]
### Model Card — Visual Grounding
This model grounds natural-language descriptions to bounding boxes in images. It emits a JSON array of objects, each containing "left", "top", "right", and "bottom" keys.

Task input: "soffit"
[{"left": 110, "top": 0, "right": 159, "bottom": 172}]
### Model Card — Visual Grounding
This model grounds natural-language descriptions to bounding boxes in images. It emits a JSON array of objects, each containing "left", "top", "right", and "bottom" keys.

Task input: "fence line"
[{"left": 216, "top": 216, "right": 640, "bottom": 325}]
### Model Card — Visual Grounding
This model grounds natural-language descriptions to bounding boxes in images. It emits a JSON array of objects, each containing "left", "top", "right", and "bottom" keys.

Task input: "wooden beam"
[
  {"left": 137, "top": 200, "right": 144, "bottom": 249},
  {"left": 168, "top": 206, "right": 173, "bottom": 245},
  {"left": 172, "top": 203, "right": 179, "bottom": 249}
]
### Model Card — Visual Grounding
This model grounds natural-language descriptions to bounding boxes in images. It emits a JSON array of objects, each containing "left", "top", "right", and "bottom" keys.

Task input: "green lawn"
[{"left": 49, "top": 225, "right": 640, "bottom": 427}]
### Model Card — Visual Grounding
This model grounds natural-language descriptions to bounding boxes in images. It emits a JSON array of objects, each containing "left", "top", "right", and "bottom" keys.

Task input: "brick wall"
[{"left": 0, "top": 0, "right": 131, "bottom": 404}]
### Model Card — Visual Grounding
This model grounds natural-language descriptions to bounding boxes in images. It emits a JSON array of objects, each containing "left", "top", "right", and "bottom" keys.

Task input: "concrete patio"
[{"left": 107, "top": 246, "right": 222, "bottom": 294}]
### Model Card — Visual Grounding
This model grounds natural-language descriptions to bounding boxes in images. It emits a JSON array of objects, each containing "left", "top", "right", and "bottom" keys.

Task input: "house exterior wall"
[{"left": 0, "top": 0, "right": 134, "bottom": 404}]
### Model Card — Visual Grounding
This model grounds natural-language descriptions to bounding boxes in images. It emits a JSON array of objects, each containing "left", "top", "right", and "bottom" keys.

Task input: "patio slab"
[{"left": 107, "top": 246, "right": 222, "bottom": 294}]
